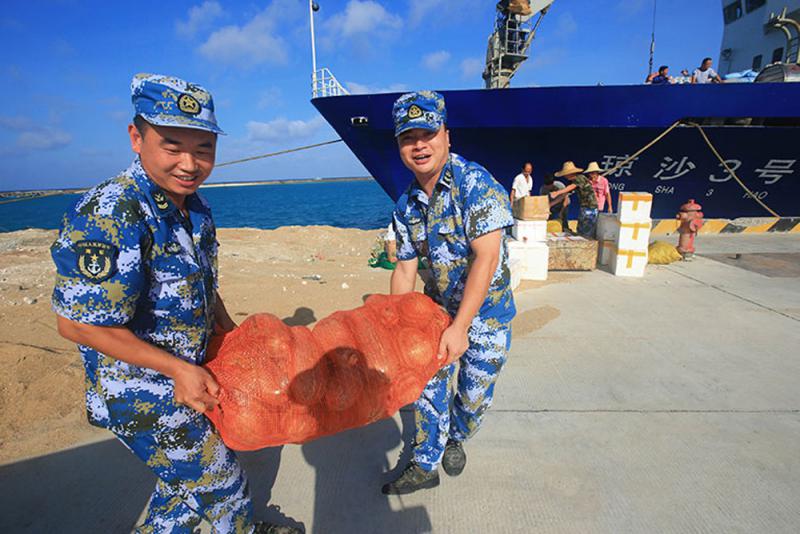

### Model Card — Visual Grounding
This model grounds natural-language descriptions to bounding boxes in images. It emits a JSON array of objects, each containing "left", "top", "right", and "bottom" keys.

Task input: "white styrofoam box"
[
  {"left": 507, "top": 239, "right": 549, "bottom": 280},
  {"left": 511, "top": 219, "right": 547, "bottom": 243},
  {"left": 598, "top": 240, "right": 615, "bottom": 266},
  {"left": 617, "top": 219, "right": 652, "bottom": 250},
  {"left": 618, "top": 192, "right": 653, "bottom": 223},
  {"left": 509, "top": 257, "right": 523, "bottom": 291},
  {"left": 611, "top": 247, "right": 648, "bottom": 277},
  {"left": 596, "top": 213, "right": 619, "bottom": 241}
]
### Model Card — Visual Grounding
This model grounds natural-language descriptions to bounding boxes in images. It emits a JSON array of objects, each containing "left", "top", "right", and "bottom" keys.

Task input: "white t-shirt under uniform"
[{"left": 512, "top": 173, "right": 533, "bottom": 199}]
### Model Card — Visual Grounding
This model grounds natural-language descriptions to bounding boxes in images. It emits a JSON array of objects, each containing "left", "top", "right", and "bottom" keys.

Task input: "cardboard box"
[
  {"left": 618, "top": 192, "right": 653, "bottom": 223},
  {"left": 597, "top": 240, "right": 615, "bottom": 266},
  {"left": 511, "top": 219, "right": 547, "bottom": 243},
  {"left": 507, "top": 239, "right": 549, "bottom": 280},
  {"left": 611, "top": 247, "right": 648, "bottom": 277},
  {"left": 512, "top": 195, "right": 550, "bottom": 221},
  {"left": 547, "top": 234, "right": 597, "bottom": 271}
]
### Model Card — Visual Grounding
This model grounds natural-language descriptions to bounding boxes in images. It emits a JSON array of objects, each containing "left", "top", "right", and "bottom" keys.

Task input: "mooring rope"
[
  {"left": 215, "top": 139, "right": 344, "bottom": 167},
  {"left": 602, "top": 119, "right": 781, "bottom": 218}
]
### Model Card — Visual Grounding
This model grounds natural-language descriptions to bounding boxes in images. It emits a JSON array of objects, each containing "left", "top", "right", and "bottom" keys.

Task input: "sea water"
[{"left": 0, "top": 180, "right": 396, "bottom": 233}]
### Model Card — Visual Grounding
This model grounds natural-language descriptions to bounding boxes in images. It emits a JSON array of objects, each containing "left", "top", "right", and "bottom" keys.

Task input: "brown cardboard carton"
[{"left": 512, "top": 195, "right": 550, "bottom": 221}]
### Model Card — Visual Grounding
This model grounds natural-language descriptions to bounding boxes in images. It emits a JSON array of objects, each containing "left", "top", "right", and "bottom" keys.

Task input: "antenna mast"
[{"left": 648, "top": 0, "right": 657, "bottom": 76}]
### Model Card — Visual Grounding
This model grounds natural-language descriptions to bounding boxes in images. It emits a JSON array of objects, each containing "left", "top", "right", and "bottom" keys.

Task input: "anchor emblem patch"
[
  {"left": 178, "top": 93, "right": 201, "bottom": 115},
  {"left": 75, "top": 241, "right": 117, "bottom": 282}
]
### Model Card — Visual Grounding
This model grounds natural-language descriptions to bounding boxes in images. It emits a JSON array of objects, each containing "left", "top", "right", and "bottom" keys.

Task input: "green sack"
[{"left": 368, "top": 251, "right": 397, "bottom": 270}]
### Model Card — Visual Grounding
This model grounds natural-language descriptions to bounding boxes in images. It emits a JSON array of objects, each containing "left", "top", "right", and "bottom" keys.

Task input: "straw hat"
[
  {"left": 585, "top": 161, "right": 603, "bottom": 174},
  {"left": 554, "top": 161, "right": 584, "bottom": 177}
]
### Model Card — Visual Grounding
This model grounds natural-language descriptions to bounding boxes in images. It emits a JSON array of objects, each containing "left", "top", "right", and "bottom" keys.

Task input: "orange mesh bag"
[{"left": 204, "top": 292, "right": 451, "bottom": 450}]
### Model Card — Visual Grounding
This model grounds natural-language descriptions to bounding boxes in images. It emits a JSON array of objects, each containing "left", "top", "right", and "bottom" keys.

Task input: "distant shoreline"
[{"left": 0, "top": 176, "right": 374, "bottom": 202}]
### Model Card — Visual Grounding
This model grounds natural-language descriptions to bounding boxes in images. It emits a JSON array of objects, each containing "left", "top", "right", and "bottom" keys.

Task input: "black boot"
[
  {"left": 381, "top": 462, "right": 440, "bottom": 495},
  {"left": 442, "top": 439, "right": 467, "bottom": 477}
]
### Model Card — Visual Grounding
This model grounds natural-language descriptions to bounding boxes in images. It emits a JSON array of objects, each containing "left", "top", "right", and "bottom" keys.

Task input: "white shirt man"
[{"left": 510, "top": 162, "right": 534, "bottom": 202}]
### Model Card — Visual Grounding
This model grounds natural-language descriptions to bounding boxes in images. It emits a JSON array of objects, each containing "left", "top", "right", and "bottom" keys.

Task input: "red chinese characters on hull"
[{"left": 204, "top": 293, "right": 451, "bottom": 450}]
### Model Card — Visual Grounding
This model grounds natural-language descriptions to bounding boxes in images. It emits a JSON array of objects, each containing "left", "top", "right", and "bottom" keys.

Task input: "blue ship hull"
[{"left": 312, "top": 83, "right": 800, "bottom": 219}]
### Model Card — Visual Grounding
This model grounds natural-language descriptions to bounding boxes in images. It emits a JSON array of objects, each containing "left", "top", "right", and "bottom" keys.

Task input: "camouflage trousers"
[
  {"left": 413, "top": 319, "right": 511, "bottom": 471},
  {"left": 116, "top": 413, "right": 254, "bottom": 534}
]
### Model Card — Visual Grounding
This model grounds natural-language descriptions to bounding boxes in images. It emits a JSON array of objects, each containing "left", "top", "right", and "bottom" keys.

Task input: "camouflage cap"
[
  {"left": 392, "top": 91, "right": 447, "bottom": 137},
  {"left": 131, "top": 73, "right": 224, "bottom": 135}
]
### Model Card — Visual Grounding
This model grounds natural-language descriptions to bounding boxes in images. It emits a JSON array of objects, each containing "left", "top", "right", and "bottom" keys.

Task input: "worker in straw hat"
[
  {"left": 549, "top": 161, "right": 599, "bottom": 238},
  {"left": 51, "top": 73, "right": 301, "bottom": 534},
  {"left": 585, "top": 161, "right": 614, "bottom": 214}
]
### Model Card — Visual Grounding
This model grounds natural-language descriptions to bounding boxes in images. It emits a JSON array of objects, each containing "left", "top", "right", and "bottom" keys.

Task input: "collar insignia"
[{"left": 152, "top": 191, "right": 170, "bottom": 211}]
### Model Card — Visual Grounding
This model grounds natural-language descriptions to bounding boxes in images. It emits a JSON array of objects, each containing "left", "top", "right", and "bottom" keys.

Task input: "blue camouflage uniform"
[
  {"left": 51, "top": 74, "right": 254, "bottom": 533},
  {"left": 392, "top": 91, "right": 516, "bottom": 471}
]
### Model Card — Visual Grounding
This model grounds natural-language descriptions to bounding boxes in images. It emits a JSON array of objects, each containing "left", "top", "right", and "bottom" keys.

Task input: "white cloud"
[
  {"left": 408, "top": 0, "right": 444, "bottom": 26},
  {"left": 246, "top": 115, "right": 325, "bottom": 143},
  {"left": 176, "top": 1, "right": 224, "bottom": 38},
  {"left": 199, "top": 1, "right": 295, "bottom": 68},
  {"left": 423, "top": 50, "right": 451, "bottom": 71},
  {"left": 460, "top": 57, "right": 483, "bottom": 79},
  {"left": 327, "top": 0, "right": 402, "bottom": 38},
  {"left": 346, "top": 81, "right": 408, "bottom": 95},
  {"left": 0, "top": 116, "right": 72, "bottom": 151},
  {"left": 257, "top": 87, "right": 284, "bottom": 110},
  {"left": 556, "top": 12, "right": 577, "bottom": 36}
]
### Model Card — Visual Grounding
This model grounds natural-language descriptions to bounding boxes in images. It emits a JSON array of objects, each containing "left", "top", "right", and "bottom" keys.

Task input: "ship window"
[
  {"left": 723, "top": 1, "right": 742, "bottom": 24},
  {"left": 772, "top": 47, "right": 784, "bottom": 63},
  {"left": 752, "top": 55, "right": 762, "bottom": 71},
  {"left": 745, "top": 0, "right": 766, "bottom": 12}
]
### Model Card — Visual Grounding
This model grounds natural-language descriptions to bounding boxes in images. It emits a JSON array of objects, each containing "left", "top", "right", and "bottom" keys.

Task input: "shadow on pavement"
[
  {"left": 302, "top": 409, "right": 430, "bottom": 534},
  {"left": 1, "top": 436, "right": 289, "bottom": 533},
  {"left": 0, "top": 438, "right": 152, "bottom": 533}
]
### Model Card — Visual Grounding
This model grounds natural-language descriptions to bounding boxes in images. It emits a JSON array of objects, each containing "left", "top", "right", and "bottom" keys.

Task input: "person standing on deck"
[
  {"left": 692, "top": 57, "right": 724, "bottom": 84},
  {"left": 382, "top": 91, "right": 516, "bottom": 495},
  {"left": 510, "top": 161, "right": 534, "bottom": 203},
  {"left": 548, "top": 161, "right": 599, "bottom": 238},
  {"left": 50, "top": 73, "right": 300, "bottom": 534}
]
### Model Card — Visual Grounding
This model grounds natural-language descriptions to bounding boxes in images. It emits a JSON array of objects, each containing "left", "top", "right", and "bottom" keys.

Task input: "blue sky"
[{"left": 0, "top": 0, "right": 723, "bottom": 191}]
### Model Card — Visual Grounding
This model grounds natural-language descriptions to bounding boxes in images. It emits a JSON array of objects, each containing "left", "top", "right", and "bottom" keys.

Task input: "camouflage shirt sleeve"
[
  {"left": 393, "top": 203, "right": 418, "bottom": 261},
  {"left": 51, "top": 203, "right": 147, "bottom": 326},
  {"left": 461, "top": 165, "right": 514, "bottom": 241}
]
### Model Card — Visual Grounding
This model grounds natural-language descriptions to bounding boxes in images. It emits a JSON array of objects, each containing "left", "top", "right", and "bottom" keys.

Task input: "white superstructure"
[{"left": 718, "top": 0, "right": 800, "bottom": 75}]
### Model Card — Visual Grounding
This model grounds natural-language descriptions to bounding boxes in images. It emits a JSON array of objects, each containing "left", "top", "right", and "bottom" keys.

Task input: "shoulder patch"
[{"left": 75, "top": 241, "right": 118, "bottom": 282}]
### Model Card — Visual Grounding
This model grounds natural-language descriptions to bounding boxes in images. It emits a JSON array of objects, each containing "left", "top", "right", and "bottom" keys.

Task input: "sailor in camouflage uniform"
[
  {"left": 51, "top": 74, "right": 300, "bottom": 534},
  {"left": 382, "top": 91, "right": 516, "bottom": 495}
]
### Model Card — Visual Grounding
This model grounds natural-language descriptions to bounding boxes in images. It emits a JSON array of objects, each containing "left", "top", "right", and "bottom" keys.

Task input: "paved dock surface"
[{"left": 2, "top": 234, "right": 799, "bottom": 533}]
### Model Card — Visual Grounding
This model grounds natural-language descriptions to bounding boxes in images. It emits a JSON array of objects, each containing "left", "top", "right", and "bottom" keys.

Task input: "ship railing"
[{"left": 312, "top": 68, "right": 349, "bottom": 99}]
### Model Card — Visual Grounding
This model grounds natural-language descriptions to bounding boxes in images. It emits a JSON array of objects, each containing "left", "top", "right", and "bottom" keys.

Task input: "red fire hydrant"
[{"left": 676, "top": 199, "right": 704, "bottom": 260}]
